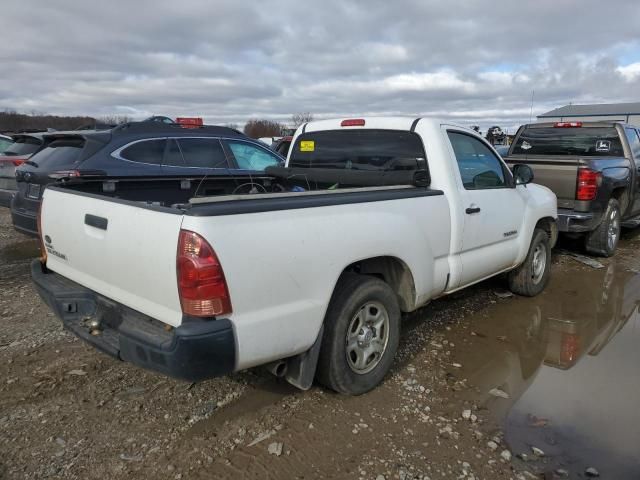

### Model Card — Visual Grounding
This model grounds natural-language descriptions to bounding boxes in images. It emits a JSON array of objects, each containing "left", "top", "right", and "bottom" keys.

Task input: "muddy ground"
[{"left": 1, "top": 207, "right": 639, "bottom": 480}]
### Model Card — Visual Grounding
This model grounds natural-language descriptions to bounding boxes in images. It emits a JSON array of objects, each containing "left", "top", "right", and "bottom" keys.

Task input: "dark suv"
[{"left": 12, "top": 122, "right": 284, "bottom": 236}]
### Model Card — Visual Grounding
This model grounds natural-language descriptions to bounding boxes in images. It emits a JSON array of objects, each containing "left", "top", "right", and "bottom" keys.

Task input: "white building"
[{"left": 537, "top": 102, "right": 640, "bottom": 126}]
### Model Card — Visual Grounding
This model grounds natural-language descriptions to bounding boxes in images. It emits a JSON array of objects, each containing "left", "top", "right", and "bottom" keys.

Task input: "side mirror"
[{"left": 513, "top": 164, "right": 534, "bottom": 186}]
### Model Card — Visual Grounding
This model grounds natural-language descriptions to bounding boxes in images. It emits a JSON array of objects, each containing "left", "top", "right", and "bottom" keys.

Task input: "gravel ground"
[{"left": 0, "top": 207, "right": 625, "bottom": 480}]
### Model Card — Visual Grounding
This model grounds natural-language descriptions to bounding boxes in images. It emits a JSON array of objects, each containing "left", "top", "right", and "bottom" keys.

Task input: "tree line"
[
  {"left": 0, "top": 110, "right": 315, "bottom": 138},
  {"left": 0, "top": 110, "right": 101, "bottom": 133}
]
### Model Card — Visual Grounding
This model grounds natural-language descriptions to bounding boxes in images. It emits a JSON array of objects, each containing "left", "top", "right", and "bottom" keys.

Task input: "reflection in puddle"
[{"left": 451, "top": 260, "right": 640, "bottom": 478}]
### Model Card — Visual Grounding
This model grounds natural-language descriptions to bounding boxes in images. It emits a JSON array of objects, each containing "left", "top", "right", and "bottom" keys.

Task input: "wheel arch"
[
  {"left": 535, "top": 216, "right": 558, "bottom": 248},
  {"left": 340, "top": 256, "right": 417, "bottom": 313}
]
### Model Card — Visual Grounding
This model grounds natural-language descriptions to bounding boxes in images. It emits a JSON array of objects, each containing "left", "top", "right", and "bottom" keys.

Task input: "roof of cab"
[{"left": 300, "top": 116, "right": 471, "bottom": 134}]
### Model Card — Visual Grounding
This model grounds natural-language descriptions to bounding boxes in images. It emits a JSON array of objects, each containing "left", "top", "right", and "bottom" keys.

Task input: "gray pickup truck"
[{"left": 505, "top": 121, "right": 640, "bottom": 256}]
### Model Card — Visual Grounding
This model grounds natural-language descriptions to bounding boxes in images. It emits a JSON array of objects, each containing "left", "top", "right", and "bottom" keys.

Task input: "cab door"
[
  {"left": 445, "top": 129, "right": 526, "bottom": 286},
  {"left": 623, "top": 128, "right": 640, "bottom": 215}
]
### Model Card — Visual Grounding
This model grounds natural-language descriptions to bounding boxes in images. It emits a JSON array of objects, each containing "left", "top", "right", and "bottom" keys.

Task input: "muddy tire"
[
  {"left": 508, "top": 228, "right": 551, "bottom": 297},
  {"left": 316, "top": 273, "right": 400, "bottom": 395},
  {"left": 585, "top": 198, "right": 621, "bottom": 257}
]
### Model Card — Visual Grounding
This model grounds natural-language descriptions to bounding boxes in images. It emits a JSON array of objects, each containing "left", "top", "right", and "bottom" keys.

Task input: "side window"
[
  {"left": 178, "top": 138, "right": 228, "bottom": 169},
  {"left": 624, "top": 128, "right": 640, "bottom": 159},
  {"left": 226, "top": 141, "right": 282, "bottom": 170},
  {"left": 119, "top": 139, "right": 166, "bottom": 164},
  {"left": 276, "top": 141, "right": 291, "bottom": 157},
  {"left": 163, "top": 139, "right": 184, "bottom": 166},
  {"left": 447, "top": 131, "right": 507, "bottom": 189}
]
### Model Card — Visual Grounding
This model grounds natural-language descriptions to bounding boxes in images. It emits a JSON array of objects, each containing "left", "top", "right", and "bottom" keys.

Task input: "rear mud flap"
[{"left": 285, "top": 325, "right": 324, "bottom": 390}]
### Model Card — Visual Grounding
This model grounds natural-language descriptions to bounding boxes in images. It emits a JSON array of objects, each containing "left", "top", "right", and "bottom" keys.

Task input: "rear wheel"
[
  {"left": 508, "top": 228, "right": 551, "bottom": 297},
  {"left": 585, "top": 198, "right": 620, "bottom": 257},
  {"left": 316, "top": 273, "right": 400, "bottom": 395}
]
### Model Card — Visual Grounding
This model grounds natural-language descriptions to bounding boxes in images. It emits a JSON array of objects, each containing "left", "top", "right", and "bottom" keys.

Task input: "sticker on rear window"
[
  {"left": 521, "top": 141, "right": 532, "bottom": 150},
  {"left": 300, "top": 140, "right": 315, "bottom": 152},
  {"left": 596, "top": 140, "right": 611, "bottom": 152}
]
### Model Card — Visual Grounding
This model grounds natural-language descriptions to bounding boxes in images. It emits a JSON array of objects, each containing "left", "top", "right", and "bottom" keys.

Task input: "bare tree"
[
  {"left": 243, "top": 119, "right": 284, "bottom": 139},
  {"left": 98, "top": 115, "right": 132, "bottom": 125},
  {"left": 224, "top": 123, "right": 240, "bottom": 131},
  {"left": 291, "top": 112, "right": 314, "bottom": 127}
]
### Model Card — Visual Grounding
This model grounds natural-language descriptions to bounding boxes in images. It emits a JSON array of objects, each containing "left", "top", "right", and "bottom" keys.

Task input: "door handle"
[
  {"left": 85, "top": 214, "right": 108, "bottom": 230},
  {"left": 465, "top": 206, "right": 481, "bottom": 214}
]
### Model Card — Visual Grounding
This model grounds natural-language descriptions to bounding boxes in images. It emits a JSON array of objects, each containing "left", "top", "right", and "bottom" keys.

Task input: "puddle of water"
[
  {"left": 449, "top": 259, "right": 640, "bottom": 478},
  {"left": 0, "top": 239, "right": 40, "bottom": 263}
]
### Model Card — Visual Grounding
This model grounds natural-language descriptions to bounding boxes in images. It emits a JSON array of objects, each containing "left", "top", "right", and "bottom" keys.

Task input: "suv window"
[
  {"left": 288, "top": 129, "right": 425, "bottom": 170},
  {"left": 120, "top": 139, "right": 166, "bottom": 164},
  {"left": 163, "top": 139, "right": 184, "bottom": 166},
  {"left": 512, "top": 127, "right": 624, "bottom": 156},
  {"left": 447, "top": 131, "right": 507, "bottom": 189},
  {"left": 624, "top": 128, "right": 640, "bottom": 159},
  {"left": 29, "top": 139, "right": 84, "bottom": 168},
  {"left": 177, "top": 138, "right": 228, "bottom": 168},
  {"left": 225, "top": 140, "right": 282, "bottom": 170},
  {"left": 3, "top": 136, "right": 41, "bottom": 157}
]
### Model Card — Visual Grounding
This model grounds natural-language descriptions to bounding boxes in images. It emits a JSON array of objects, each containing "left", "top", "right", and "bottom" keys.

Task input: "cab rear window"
[
  {"left": 512, "top": 127, "right": 623, "bottom": 156},
  {"left": 288, "top": 129, "right": 426, "bottom": 171}
]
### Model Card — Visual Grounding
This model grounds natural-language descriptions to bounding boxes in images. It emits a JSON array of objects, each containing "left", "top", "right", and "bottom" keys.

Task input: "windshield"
[
  {"left": 512, "top": 127, "right": 624, "bottom": 156},
  {"left": 2, "top": 137, "right": 42, "bottom": 157}
]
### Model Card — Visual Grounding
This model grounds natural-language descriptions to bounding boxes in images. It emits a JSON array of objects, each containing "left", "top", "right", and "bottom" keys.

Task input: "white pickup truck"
[{"left": 33, "top": 117, "right": 557, "bottom": 395}]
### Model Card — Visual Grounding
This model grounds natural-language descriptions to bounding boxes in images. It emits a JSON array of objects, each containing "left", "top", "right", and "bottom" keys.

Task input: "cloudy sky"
[{"left": 3, "top": 0, "right": 640, "bottom": 132}]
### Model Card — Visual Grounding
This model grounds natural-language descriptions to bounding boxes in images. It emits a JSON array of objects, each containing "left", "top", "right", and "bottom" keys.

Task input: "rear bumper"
[
  {"left": 10, "top": 206, "right": 38, "bottom": 237},
  {"left": 31, "top": 260, "right": 236, "bottom": 382},
  {"left": 0, "top": 188, "right": 15, "bottom": 208},
  {"left": 557, "top": 208, "right": 600, "bottom": 233}
]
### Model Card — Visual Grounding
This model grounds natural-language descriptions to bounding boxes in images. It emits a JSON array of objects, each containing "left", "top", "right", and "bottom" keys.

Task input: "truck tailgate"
[
  {"left": 507, "top": 156, "right": 578, "bottom": 209},
  {"left": 40, "top": 188, "right": 185, "bottom": 326}
]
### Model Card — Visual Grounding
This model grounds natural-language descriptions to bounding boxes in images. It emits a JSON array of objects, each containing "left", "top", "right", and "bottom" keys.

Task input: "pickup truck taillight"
[
  {"left": 560, "top": 332, "right": 580, "bottom": 365},
  {"left": 576, "top": 168, "right": 601, "bottom": 201},
  {"left": 177, "top": 230, "right": 232, "bottom": 317}
]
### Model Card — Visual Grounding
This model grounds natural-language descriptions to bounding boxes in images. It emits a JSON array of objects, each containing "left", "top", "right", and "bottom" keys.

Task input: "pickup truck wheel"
[
  {"left": 585, "top": 199, "right": 621, "bottom": 257},
  {"left": 316, "top": 273, "right": 400, "bottom": 395},
  {"left": 507, "top": 228, "right": 551, "bottom": 297}
]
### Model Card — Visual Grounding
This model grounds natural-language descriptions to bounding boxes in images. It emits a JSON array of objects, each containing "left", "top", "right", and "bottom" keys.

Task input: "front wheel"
[
  {"left": 316, "top": 273, "right": 400, "bottom": 395},
  {"left": 585, "top": 198, "right": 621, "bottom": 257},
  {"left": 508, "top": 228, "right": 551, "bottom": 297}
]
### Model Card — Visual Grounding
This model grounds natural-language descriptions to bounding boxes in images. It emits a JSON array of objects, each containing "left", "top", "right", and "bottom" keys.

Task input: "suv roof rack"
[{"left": 112, "top": 121, "right": 244, "bottom": 137}]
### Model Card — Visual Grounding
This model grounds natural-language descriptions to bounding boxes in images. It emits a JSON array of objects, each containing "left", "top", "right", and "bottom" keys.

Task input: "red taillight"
[
  {"left": 341, "top": 118, "right": 366, "bottom": 127},
  {"left": 12, "top": 159, "right": 25, "bottom": 167},
  {"left": 177, "top": 230, "right": 232, "bottom": 317},
  {"left": 560, "top": 333, "right": 580, "bottom": 365},
  {"left": 554, "top": 122, "right": 582, "bottom": 128},
  {"left": 576, "top": 168, "right": 600, "bottom": 201}
]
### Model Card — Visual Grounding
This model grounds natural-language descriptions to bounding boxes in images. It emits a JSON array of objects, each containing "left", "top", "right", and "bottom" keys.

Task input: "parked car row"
[
  {"left": 6, "top": 121, "right": 284, "bottom": 236},
  {"left": 7, "top": 113, "right": 640, "bottom": 396}
]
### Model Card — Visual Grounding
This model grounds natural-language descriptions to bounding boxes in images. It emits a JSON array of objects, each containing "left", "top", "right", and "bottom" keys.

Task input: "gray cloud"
[{"left": 2, "top": 0, "right": 640, "bottom": 132}]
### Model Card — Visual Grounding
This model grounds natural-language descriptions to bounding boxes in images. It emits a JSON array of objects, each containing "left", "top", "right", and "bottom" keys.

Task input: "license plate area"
[{"left": 27, "top": 183, "right": 41, "bottom": 199}]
